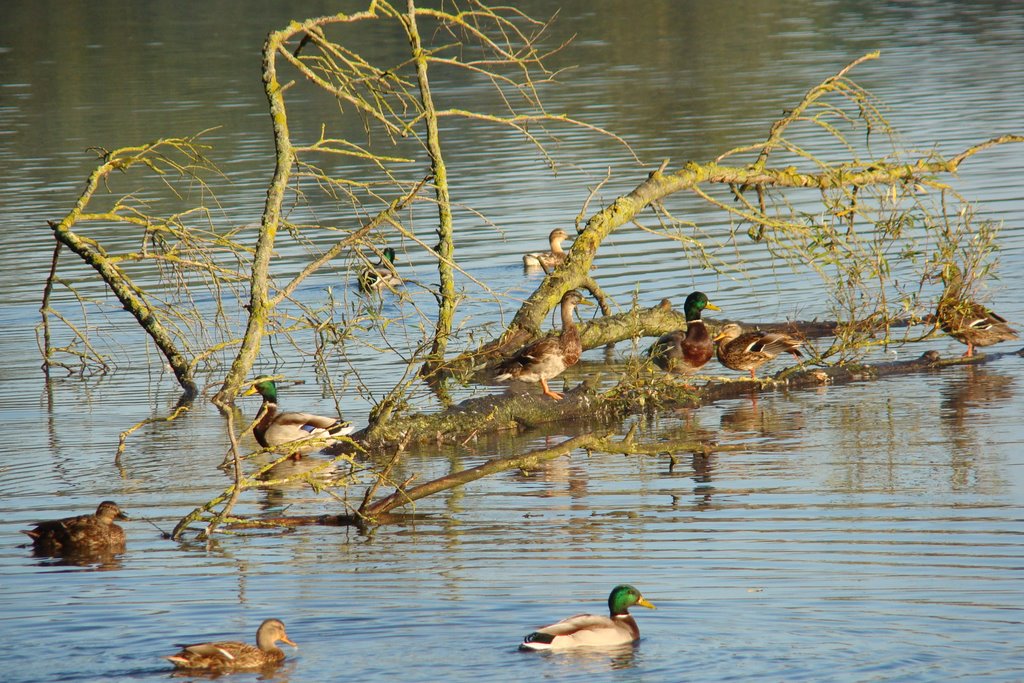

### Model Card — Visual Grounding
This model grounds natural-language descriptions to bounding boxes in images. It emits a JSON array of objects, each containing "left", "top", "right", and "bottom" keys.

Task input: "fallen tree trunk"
[
  {"left": 186, "top": 341, "right": 1023, "bottom": 535},
  {"left": 359, "top": 340, "right": 1022, "bottom": 448}
]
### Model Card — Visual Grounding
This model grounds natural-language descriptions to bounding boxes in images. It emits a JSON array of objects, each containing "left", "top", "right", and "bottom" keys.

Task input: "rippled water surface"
[{"left": 2, "top": 1, "right": 1024, "bottom": 681}]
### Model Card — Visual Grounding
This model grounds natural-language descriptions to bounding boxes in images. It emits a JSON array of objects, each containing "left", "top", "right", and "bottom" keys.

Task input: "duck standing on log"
[
  {"left": 714, "top": 323, "right": 803, "bottom": 379},
  {"left": 494, "top": 290, "right": 590, "bottom": 400},
  {"left": 935, "top": 265, "right": 1018, "bottom": 357},
  {"left": 647, "top": 291, "right": 720, "bottom": 376}
]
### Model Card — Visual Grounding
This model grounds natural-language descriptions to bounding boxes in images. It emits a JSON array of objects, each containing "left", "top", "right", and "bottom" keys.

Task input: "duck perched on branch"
[
  {"left": 164, "top": 618, "right": 297, "bottom": 671},
  {"left": 244, "top": 377, "right": 353, "bottom": 457},
  {"left": 935, "top": 265, "right": 1018, "bottom": 357},
  {"left": 358, "top": 247, "right": 402, "bottom": 292},
  {"left": 647, "top": 291, "right": 720, "bottom": 376},
  {"left": 21, "top": 501, "right": 128, "bottom": 556},
  {"left": 714, "top": 323, "right": 803, "bottom": 378},
  {"left": 522, "top": 228, "right": 571, "bottom": 270},
  {"left": 520, "top": 584, "right": 656, "bottom": 651},
  {"left": 494, "top": 290, "right": 590, "bottom": 400}
]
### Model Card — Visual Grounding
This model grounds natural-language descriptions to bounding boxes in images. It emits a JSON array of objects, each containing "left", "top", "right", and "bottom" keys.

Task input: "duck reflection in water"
[
  {"left": 940, "top": 366, "right": 1016, "bottom": 478},
  {"left": 256, "top": 455, "right": 354, "bottom": 510}
]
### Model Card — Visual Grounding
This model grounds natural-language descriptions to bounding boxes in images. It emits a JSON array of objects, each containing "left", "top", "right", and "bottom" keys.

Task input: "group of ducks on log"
[
  {"left": 359, "top": 232, "right": 1018, "bottom": 405},
  {"left": 493, "top": 289, "right": 807, "bottom": 403},
  {"left": 645, "top": 291, "right": 804, "bottom": 381}
]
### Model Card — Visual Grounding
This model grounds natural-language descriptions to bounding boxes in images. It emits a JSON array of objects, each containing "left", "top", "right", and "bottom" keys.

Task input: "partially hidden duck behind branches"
[
  {"left": 714, "top": 323, "right": 803, "bottom": 379},
  {"left": 243, "top": 377, "right": 354, "bottom": 458},
  {"left": 358, "top": 246, "right": 402, "bottom": 293},
  {"left": 493, "top": 290, "right": 591, "bottom": 401},
  {"left": 647, "top": 291, "right": 721, "bottom": 375},
  {"left": 520, "top": 584, "right": 656, "bottom": 651},
  {"left": 164, "top": 618, "right": 297, "bottom": 671},
  {"left": 935, "top": 264, "right": 1018, "bottom": 357},
  {"left": 522, "top": 228, "right": 571, "bottom": 271}
]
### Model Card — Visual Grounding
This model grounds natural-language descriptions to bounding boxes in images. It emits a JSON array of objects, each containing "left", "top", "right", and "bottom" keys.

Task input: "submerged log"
[
  {"left": 209, "top": 342, "right": 1022, "bottom": 533},
  {"left": 353, "top": 339, "right": 1022, "bottom": 451}
]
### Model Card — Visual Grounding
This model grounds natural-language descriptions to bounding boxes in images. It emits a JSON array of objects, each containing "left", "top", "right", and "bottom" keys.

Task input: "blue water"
[{"left": 1, "top": 1, "right": 1023, "bottom": 681}]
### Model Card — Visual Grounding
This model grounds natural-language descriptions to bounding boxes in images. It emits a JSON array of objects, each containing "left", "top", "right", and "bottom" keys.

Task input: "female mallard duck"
[
  {"left": 494, "top": 290, "right": 590, "bottom": 401},
  {"left": 935, "top": 265, "right": 1018, "bottom": 357},
  {"left": 164, "top": 618, "right": 297, "bottom": 671},
  {"left": 244, "top": 377, "right": 354, "bottom": 457},
  {"left": 647, "top": 291, "right": 721, "bottom": 375},
  {"left": 21, "top": 501, "right": 128, "bottom": 555},
  {"left": 520, "top": 584, "right": 656, "bottom": 651},
  {"left": 714, "top": 323, "right": 803, "bottom": 379},
  {"left": 522, "top": 228, "right": 571, "bottom": 270},
  {"left": 358, "top": 247, "right": 402, "bottom": 292}
]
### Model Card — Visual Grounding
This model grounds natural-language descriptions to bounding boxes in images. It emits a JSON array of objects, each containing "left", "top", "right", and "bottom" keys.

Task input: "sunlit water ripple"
[{"left": 2, "top": 1, "right": 1024, "bottom": 681}]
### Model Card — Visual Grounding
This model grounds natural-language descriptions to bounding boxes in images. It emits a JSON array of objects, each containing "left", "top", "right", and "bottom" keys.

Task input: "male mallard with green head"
[
  {"left": 520, "top": 584, "right": 656, "bottom": 651},
  {"left": 358, "top": 246, "right": 402, "bottom": 293},
  {"left": 714, "top": 323, "right": 803, "bottom": 379},
  {"left": 243, "top": 377, "right": 354, "bottom": 457},
  {"left": 21, "top": 501, "right": 128, "bottom": 555},
  {"left": 522, "top": 228, "right": 571, "bottom": 271},
  {"left": 647, "top": 291, "right": 721, "bottom": 375},
  {"left": 164, "top": 618, "right": 297, "bottom": 671},
  {"left": 494, "top": 290, "right": 590, "bottom": 401},
  {"left": 935, "top": 265, "right": 1018, "bottom": 357}
]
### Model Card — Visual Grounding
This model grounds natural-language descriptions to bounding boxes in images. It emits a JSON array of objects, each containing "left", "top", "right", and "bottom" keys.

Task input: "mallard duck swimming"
[
  {"left": 522, "top": 229, "right": 571, "bottom": 270},
  {"left": 520, "top": 584, "right": 656, "bottom": 651},
  {"left": 21, "top": 501, "right": 128, "bottom": 555},
  {"left": 714, "top": 323, "right": 803, "bottom": 379},
  {"left": 935, "top": 265, "right": 1018, "bottom": 357},
  {"left": 647, "top": 291, "right": 720, "bottom": 375},
  {"left": 164, "top": 618, "right": 297, "bottom": 671},
  {"left": 494, "top": 290, "right": 590, "bottom": 400},
  {"left": 243, "top": 377, "right": 354, "bottom": 457},
  {"left": 358, "top": 247, "right": 402, "bottom": 292}
]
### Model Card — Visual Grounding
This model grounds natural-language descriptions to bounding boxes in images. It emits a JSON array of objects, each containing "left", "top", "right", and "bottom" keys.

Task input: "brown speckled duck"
[
  {"left": 935, "top": 265, "right": 1018, "bottom": 357},
  {"left": 164, "top": 618, "right": 297, "bottom": 671},
  {"left": 522, "top": 229, "right": 571, "bottom": 270},
  {"left": 494, "top": 290, "right": 590, "bottom": 400},
  {"left": 647, "top": 291, "right": 720, "bottom": 375},
  {"left": 714, "top": 323, "right": 803, "bottom": 378},
  {"left": 21, "top": 501, "right": 128, "bottom": 555},
  {"left": 520, "top": 584, "right": 656, "bottom": 651},
  {"left": 244, "top": 377, "right": 354, "bottom": 458}
]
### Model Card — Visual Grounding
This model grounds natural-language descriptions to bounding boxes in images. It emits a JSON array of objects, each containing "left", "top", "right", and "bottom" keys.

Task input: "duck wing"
[
  {"left": 494, "top": 337, "right": 562, "bottom": 379},
  {"left": 744, "top": 332, "right": 803, "bottom": 358},
  {"left": 522, "top": 613, "right": 637, "bottom": 650}
]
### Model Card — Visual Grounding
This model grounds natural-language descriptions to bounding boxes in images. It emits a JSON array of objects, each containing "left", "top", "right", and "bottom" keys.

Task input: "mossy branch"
[
  {"left": 441, "top": 53, "right": 1022, "bottom": 375},
  {"left": 45, "top": 138, "right": 219, "bottom": 399}
]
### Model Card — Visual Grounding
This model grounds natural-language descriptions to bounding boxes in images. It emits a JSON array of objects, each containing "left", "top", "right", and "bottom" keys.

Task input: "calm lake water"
[{"left": 2, "top": 1, "right": 1024, "bottom": 681}]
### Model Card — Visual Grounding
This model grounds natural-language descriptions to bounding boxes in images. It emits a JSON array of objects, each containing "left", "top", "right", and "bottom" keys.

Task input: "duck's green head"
[
  {"left": 244, "top": 376, "right": 279, "bottom": 402},
  {"left": 608, "top": 584, "right": 656, "bottom": 615},
  {"left": 683, "top": 291, "right": 720, "bottom": 321}
]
